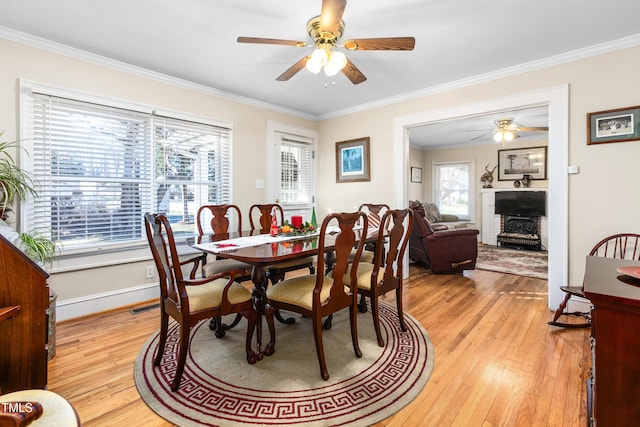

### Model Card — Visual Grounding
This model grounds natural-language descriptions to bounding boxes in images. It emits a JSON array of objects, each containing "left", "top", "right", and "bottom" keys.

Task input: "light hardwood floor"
[{"left": 48, "top": 265, "right": 590, "bottom": 426}]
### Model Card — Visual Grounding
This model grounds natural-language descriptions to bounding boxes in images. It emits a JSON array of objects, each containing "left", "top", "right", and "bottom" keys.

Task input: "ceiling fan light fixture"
[
  {"left": 305, "top": 48, "right": 327, "bottom": 74},
  {"left": 493, "top": 129, "right": 516, "bottom": 143},
  {"left": 504, "top": 130, "right": 515, "bottom": 142},
  {"left": 323, "top": 50, "right": 347, "bottom": 76}
]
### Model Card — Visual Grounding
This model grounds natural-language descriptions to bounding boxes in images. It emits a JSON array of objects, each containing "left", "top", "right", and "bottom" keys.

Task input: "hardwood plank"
[{"left": 48, "top": 265, "right": 590, "bottom": 426}]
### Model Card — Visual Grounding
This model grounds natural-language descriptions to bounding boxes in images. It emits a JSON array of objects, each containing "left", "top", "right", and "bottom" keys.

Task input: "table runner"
[
  {"left": 193, "top": 231, "right": 320, "bottom": 254},
  {"left": 192, "top": 225, "right": 367, "bottom": 254}
]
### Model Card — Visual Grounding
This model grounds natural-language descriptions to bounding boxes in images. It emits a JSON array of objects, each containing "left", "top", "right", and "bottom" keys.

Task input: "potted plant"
[{"left": 0, "top": 136, "right": 37, "bottom": 221}]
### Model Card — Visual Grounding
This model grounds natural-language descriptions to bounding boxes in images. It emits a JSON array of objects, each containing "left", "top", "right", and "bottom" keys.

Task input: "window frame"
[
  {"left": 18, "top": 80, "right": 233, "bottom": 264},
  {"left": 431, "top": 159, "right": 475, "bottom": 222}
]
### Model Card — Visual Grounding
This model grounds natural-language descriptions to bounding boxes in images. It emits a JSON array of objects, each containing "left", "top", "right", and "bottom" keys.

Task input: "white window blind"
[
  {"left": 280, "top": 137, "right": 313, "bottom": 206},
  {"left": 24, "top": 91, "right": 232, "bottom": 253},
  {"left": 153, "top": 116, "right": 232, "bottom": 237}
]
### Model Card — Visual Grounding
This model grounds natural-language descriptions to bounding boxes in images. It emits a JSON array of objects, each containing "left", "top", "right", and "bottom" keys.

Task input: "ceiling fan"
[
  {"left": 469, "top": 117, "right": 549, "bottom": 143},
  {"left": 492, "top": 118, "right": 548, "bottom": 143},
  {"left": 237, "top": 0, "right": 415, "bottom": 84}
]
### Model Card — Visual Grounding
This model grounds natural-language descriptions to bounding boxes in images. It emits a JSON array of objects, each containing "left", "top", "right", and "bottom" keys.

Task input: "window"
[
  {"left": 432, "top": 160, "right": 474, "bottom": 221},
  {"left": 22, "top": 87, "right": 232, "bottom": 254},
  {"left": 279, "top": 136, "right": 313, "bottom": 207}
]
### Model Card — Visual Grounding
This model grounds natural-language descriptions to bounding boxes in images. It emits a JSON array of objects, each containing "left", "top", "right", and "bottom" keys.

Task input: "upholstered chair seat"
[
  {"left": 186, "top": 279, "right": 252, "bottom": 313},
  {"left": 202, "top": 258, "right": 253, "bottom": 278}
]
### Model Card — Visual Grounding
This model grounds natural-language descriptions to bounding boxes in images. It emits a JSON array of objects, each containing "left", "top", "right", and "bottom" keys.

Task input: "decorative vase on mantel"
[
  {"left": 521, "top": 174, "right": 532, "bottom": 187},
  {"left": 513, "top": 180, "right": 521, "bottom": 188}
]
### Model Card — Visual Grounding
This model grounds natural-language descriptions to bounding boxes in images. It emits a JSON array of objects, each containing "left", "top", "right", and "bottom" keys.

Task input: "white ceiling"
[{"left": 1, "top": 0, "right": 639, "bottom": 148}]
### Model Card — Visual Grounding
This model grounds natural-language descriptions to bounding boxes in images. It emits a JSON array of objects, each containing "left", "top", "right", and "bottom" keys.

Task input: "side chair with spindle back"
[{"left": 549, "top": 233, "right": 640, "bottom": 328}]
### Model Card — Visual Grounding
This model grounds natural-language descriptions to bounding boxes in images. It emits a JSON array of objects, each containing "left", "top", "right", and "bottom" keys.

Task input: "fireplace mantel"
[{"left": 481, "top": 188, "right": 548, "bottom": 248}]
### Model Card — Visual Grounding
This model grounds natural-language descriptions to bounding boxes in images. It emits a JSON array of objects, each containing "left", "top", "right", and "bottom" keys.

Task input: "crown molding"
[
  {"left": 2, "top": 26, "right": 639, "bottom": 123},
  {"left": 0, "top": 26, "right": 317, "bottom": 121},
  {"left": 317, "top": 33, "right": 640, "bottom": 121}
]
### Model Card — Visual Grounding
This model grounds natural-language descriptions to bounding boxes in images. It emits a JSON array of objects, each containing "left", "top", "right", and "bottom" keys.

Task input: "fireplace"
[{"left": 497, "top": 215, "right": 542, "bottom": 251}]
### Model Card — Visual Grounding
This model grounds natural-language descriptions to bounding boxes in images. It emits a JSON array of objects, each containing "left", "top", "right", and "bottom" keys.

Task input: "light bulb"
[
  {"left": 493, "top": 132, "right": 503, "bottom": 143},
  {"left": 323, "top": 51, "right": 347, "bottom": 76},
  {"left": 504, "top": 131, "right": 515, "bottom": 142},
  {"left": 305, "top": 49, "right": 327, "bottom": 74}
]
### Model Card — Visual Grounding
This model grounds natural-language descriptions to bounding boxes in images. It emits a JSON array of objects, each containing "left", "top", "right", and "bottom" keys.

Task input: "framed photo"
[
  {"left": 335, "top": 137, "right": 370, "bottom": 183},
  {"left": 498, "top": 146, "right": 547, "bottom": 181},
  {"left": 410, "top": 167, "right": 422, "bottom": 183},
  {"left": 587, "top": 105, "right": 640, "bottom": 145}
]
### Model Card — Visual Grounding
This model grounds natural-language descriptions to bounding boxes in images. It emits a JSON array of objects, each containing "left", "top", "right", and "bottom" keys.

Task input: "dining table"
[{"left": 191, "top": 225, "right": 382, "bottom": 358}]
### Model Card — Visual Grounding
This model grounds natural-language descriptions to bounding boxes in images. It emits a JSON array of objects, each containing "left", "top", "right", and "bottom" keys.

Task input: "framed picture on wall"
[
  {"left": 335, "top": 137, "right": 370, "bottom": 183},
  {"left": 410, "top": 167, "right": 422, "bottom": 183},
  {"left": 498, "top": 146, "right": 547, "bottom": 181},
  {"left": 587, "top": 105, "right": 640, "bottom": 145}
]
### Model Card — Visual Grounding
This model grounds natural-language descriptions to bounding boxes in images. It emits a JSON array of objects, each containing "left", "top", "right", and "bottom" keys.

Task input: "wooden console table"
[
  {"left": 0, "top": 233, "right": 50, "bottom": 392},
  {"left": 583, "top": 255, "right": 640, "bottom": 426}
]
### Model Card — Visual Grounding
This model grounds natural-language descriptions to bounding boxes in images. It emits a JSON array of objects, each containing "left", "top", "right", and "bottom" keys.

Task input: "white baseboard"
[{"left": 55, "top": 283, "right": 159, "bottom": 322}]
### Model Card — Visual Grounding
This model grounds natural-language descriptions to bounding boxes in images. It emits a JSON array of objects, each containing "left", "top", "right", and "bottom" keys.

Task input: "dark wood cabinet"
[
  {"left": 0, "top": 232, "right": 49, "bottom": 393},
  {"left": 584, "top": 256, "right": 640, "bottom": 427}
]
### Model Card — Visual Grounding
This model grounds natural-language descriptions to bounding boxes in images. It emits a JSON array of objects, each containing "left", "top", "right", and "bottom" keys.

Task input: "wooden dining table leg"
[{"left": 250, "top": 265, "right": 268, "bottom": 360}]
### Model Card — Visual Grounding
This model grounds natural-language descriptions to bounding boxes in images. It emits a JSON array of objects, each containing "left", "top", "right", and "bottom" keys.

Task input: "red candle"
[{"left": 291, "top": 215, "right": 303, "bottom": 229}]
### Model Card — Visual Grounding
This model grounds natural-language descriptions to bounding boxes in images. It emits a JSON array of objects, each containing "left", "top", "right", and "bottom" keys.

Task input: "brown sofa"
[{"left": 409, "top": 203, "right": 479, "bottom": 273}]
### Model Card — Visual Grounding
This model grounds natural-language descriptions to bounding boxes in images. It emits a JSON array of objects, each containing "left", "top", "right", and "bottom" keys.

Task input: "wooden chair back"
[
  {"left": 145, "top": 213, "right": 193, "bottom": 306},
  {"left": 358, "top": 203, "right": 390, "bottom": 230},
  {"left": 316, "top": 211, "right": 368, "bottom": 304},
  {"left": 196, "top": 204, "right": 242, "bottom": 235},
  {"left": 589, "top": 233, "right": 640, "bottom": 260},
  {"left": 249, "top": 204, "right": 284, "bottom": 232}
]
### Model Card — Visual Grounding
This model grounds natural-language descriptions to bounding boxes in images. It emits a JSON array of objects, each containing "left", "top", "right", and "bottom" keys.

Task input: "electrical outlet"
[{"left": 145, "top": 265, "right": 155, "bottom": 279}]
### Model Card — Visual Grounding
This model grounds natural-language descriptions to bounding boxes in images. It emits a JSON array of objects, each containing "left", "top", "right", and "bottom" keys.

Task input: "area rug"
[
  {"left": 476, "top": 244, "right": 548, "bottom": 279},
  {"left": 134, "top": 301, "right": 434, "bottom": 426}
]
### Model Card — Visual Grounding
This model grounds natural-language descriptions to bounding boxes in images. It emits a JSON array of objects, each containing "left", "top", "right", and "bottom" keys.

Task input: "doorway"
[
  {"left": 265, "top": 121, "right": 318, "bottom": 222},
  {"left": 393, "top": 86, "right": 569, "bottom": 309}
]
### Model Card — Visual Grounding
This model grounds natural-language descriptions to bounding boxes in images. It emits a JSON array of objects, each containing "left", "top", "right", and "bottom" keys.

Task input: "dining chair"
[
  {"left": 264, "top": 211, "right": 368, "bottom": 380},
  {"left": 548, "top": 233, "right": 640, "bottom": 328},
  {"left": 350, "top": 203, "right": 390, "bottom": 264},
  {"left": 196, "top": 204, "right": 252, "bottom": 279},
  {"left": 249, "top": 203, "right": 315, "bottom": 285},
  {"left": 145, "top": 213, "right": 258, "bottom": 391},
  {"left": 350, "top": 208, "right": 413, "bottom": 347}
]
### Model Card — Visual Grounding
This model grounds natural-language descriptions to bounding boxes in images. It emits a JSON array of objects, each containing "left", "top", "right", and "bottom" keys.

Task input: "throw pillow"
[{"left": 423, "top": 202, "right": 442, "bottom": 224}]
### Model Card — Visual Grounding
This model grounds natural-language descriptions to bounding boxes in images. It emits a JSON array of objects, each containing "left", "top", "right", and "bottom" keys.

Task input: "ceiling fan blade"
[
  {"left": 341, "top": 58, "right": 367, "bottom": 85},
  {"left": 518, "top": 126, "right": 549, "bottom": 132},
  {"left": 343, "top": 37, "right": 416, "bottom": 51},
  {"left": 276, "top": 56, "right": 310, "bottom": 81},
  {"left": 470, "top": 132, "right": 492, "bottom": 141},
  {"left": 237, "top": 37, "right": 307, "bottom": 47},
  {"left": 320, "top": 0, "right": 347, "bottom": 34}
]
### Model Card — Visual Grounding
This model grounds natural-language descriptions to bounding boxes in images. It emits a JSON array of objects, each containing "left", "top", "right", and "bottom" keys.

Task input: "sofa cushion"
[{"left": 422, "top": 202, "right": 442, "bottom": 223}]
